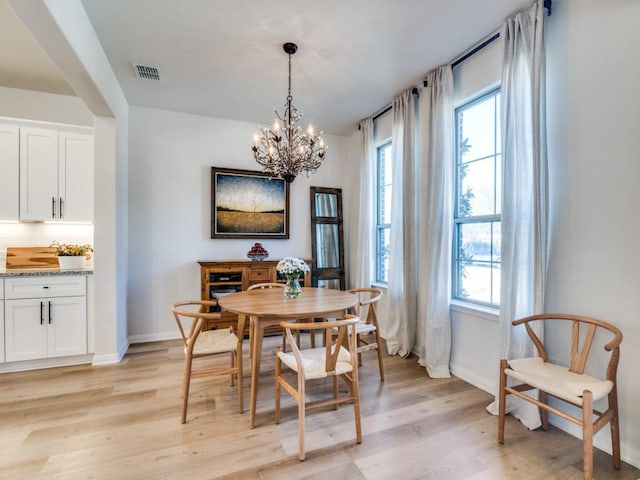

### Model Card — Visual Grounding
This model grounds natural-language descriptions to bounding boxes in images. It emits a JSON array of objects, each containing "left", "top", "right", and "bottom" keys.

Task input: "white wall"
[
  {"left": 543, "top": 0, "right": 640, "bottom": 466},
  {"left": 9, "top": 0, "right": 131, "bottom": 364},
  {"left": 447, "top": 0, "right": 640, "bottom": 467},
  {"left": 0, "top": 86, "right": 93, "bottom": 126},
  {"left": 127, "top": 106, "right": 351, "bottom": 342}
]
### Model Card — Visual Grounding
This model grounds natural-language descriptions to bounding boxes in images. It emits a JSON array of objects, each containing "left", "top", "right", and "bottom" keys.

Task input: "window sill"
[
  {"left": 370, "top": 282, "right": 387, "bottom": 291},
  {"left": 450, "top": 299, "right": 499, "bottom": 323}
]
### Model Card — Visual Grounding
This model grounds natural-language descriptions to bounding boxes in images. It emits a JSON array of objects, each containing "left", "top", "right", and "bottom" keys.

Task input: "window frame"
[
  {"left": 375, "top": 141, "right": 392, "bottom": 284},
  {"left": 452, "top": 87, "right": 501, "bottom": 308}
]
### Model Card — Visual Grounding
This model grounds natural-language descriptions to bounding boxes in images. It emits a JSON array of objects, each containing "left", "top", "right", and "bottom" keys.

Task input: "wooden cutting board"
[{"left": 6, "top": 247, "right": 59, "bottom": 269}]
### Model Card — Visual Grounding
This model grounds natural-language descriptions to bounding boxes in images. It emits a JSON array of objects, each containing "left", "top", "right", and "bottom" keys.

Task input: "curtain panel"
[
  {"left": 352, "top": 117, "right": 375, "bottom": 289},
  {"left": 487, "top": 0, "right": 549, "bottom": 429},
  {"left": 385, "top": 89, "right": 418, "bottom": 357},
  {"left": 415, "top": 66, "right": 454, "bottom": 378}
]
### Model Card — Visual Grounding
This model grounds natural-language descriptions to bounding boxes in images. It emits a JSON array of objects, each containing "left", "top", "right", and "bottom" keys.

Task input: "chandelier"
[{"left": 252, "top": 42, "right": 326, "bottom": 183}]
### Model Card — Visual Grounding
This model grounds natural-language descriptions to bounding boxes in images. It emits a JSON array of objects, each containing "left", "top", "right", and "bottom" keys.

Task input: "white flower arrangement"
[{"left": 276, "top": 257, "right": 310, "bottom": 277}]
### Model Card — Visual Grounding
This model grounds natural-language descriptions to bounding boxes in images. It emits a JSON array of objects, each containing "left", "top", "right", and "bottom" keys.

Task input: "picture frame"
[{"left": 211, "top": 167, "right": 290, "bottom": 239}]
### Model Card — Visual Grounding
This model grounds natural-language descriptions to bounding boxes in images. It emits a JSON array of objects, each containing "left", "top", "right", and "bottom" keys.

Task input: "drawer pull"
[{"left": 43, "top": 286, "right": 49, "bottom": 289}]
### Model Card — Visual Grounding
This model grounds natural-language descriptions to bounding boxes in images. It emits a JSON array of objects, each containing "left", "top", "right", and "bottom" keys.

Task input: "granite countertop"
[{"left": 0, "top": 267, "right": 94, "bottom": 277}]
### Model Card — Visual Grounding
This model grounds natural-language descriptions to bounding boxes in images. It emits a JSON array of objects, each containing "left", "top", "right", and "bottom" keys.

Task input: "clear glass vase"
[{"left": 283, "top": 274, "right": 302, "bottom": 298}]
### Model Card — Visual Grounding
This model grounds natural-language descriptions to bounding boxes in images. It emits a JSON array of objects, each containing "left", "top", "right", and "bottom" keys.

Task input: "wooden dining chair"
[
  {"left": 275, "top": 314, "right": 362, "bottom": 461},
  {"left": 498, "top": 314, "right": 623, "bottom": 480},
  {"left": 345, "top": 288, "right": 384, "bottom": 381},
  {"left": 171, "top": 300, "right": 243, "bottom": 423}
]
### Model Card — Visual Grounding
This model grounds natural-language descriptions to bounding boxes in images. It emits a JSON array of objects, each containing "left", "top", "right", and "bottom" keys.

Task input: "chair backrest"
[
  {"left": 247, "top": 282, "right": 285, "bottom": 290},
  {"left": 346, "top": 288, "right": 382, "bottom": 326},
  {"left": 281, "top": 315, "right": 359, "bottom": 374},
  {"left": 512, "top": 313, "right": 623, "bottom": 381},
  {"left": 171, "top": 300, "right": 221, "bottom": 353}
]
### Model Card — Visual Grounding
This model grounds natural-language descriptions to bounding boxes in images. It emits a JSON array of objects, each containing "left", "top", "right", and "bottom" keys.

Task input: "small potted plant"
[{"left": 50, "top": 241, "right": 93, "bottom": 270}]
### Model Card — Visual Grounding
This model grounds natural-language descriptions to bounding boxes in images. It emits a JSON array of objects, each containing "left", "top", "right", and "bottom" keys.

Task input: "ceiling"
[{"left": 2, "top": 0, "right": 533, "bottom": 135}]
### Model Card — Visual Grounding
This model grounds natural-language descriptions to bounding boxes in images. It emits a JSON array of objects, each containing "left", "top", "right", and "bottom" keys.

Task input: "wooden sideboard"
[{"left": 197, "top": 259, "right": 311, "bottom": 331}]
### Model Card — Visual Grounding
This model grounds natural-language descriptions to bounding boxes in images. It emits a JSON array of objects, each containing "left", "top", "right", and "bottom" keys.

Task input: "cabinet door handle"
[
  {"left": 40, "top": 301, "right": 44, "bottom": 325},
  {"left": 52, "top": 197, "right": 56, "bottom": 219},
  {"left": 59, "top": 197, "right": 64, "bottom": 219},
  {"left": 48, "top": 301, "right": 52, "bottom": 324}
]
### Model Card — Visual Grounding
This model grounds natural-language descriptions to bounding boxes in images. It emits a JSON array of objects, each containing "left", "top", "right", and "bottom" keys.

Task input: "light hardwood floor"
[{"left": 0, "top": 336, "right": 638, "bottom": 480}]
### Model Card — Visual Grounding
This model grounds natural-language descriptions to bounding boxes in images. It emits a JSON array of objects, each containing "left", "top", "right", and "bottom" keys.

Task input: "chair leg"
[
  {"left": 609, "top": 386, "right": 621, "bottom": 470},
  {"left": 498, "top": 359, "right": 507, "bottom": 444},
  {"left": 236, "top": 350, "right": 243, "bottom": 414},
  {"left": 347, "top": 372, "right": 362, "bottom": 444},
  {"left": 373, "top": 329, "right": 385, "bottom": 382},
  {"left": 333, "top": 376, "right": 338, "bottom": 410},
  {"left": 539, "top": 390, "right": 549, "bottom": 431},
  {"left": 181, "top": 354, "right": 193, "bottom": 424},
  {"left": 297, "top": 372, "right": 306, "bottom": 461},
  {"left": 310, "top": 327, "right": 316, "bottom": 348},
  {"left": 274, "top": 350, "right": 281, "bottom": 424},
  {"left": 230, "top": 351, "right": 235, "bottom": 386},
  {"left": 582, "top": 390, "right": 594, "bottom": 480}
]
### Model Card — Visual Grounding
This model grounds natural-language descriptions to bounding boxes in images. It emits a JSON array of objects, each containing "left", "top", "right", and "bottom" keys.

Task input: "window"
[
  {"left": 376, "top": 141, "right": 392, "bottom": 283},
  {"left": 453, "top": 88, "right": 501, "bottom": 307}
]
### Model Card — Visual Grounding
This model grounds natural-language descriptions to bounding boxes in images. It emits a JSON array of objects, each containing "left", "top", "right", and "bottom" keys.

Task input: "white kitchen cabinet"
[
  {"left": 0, "top": 123, "right": 19, "bottom": 221},
  {"left": 19, "top": 126, "right": 58, "bottom": 221},
  {"left": 19, "top": 126, "right": 93, "bottom": 222},
  {"left": 58, "top": 132, "right": 94, "bottom": 222},
  {"left": 4, "top": 276, "right": 87, "bottom": 363},
  {"left": 0, "top": 300, "right": 4, "bottom": 364},
  {"left": 1, "top": 280, "right": 4, "bottom": 363}
]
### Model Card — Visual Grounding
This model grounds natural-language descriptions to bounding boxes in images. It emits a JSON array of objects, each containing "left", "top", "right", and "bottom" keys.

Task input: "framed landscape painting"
[{"left": 211, "top": 167, "right": 289, "bottom": 239}]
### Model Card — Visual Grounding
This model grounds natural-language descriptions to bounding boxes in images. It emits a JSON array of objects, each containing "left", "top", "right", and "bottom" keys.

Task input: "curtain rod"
[
  {"left": 359, "top": 87, "right": 418, "bottom": 129},
  {"left": 449, "top": 0, "right": 551, "bottom": 71},
  {"left": 364, "top": 1, "right": 552, "bottom": 126}
]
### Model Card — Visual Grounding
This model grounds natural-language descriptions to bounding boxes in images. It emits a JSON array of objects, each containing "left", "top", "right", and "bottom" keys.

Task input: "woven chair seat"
[
  {"left": 506, "top": 357, "right": 613, "bottom": 405},
  {"left": 277, "top": 346, "right": 352, "bottom": 379}
]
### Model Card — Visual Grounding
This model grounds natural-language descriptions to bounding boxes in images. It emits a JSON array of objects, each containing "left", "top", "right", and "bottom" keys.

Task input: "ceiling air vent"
[{"left": 132, "top": 63, "right": 160, "bottom": 80}]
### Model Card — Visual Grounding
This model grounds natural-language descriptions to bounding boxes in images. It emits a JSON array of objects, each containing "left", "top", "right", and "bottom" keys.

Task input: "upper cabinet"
[
  {"left": 18, "top": 125, "right": 93, "bottom": 222},
  {"left": 58, "top": 132, "right": 94, "bottom": 222},
  {"left": 0, "top": 123, "right": 19, "bottom": 221}
]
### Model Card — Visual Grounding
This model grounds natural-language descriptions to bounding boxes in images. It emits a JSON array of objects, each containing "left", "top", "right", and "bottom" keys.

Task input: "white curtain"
[
  {"left": 487, "top": 0, "right": 549, "bottom": 429},
  {"left": 415, "top": 66, "right": 454, "bottom": 378},
  {"left": 351, "top": 117, "right": 375, "bottom": 289},
  {"left": 385, "top": 89, "right": 417, "bottom": 357}
]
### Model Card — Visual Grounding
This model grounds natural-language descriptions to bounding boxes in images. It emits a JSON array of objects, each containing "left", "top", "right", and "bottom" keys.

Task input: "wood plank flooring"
[{"left": 0, "top": 336, "right": 638, "bottom": 480}]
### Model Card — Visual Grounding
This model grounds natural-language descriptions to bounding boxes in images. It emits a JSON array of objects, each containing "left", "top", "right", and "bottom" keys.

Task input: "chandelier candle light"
[{"left": 252, "top": 42, "right": 326, "bottom": 183}]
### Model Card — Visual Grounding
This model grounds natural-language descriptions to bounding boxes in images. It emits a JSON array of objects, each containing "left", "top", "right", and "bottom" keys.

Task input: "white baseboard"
[
  {"left": 91, "top": 340, "right": 129, "bottom": 366},
  {"left": 0, "top": 354, "right": 93, "bottom": 373},
  {"left": 450, "top": 362, "right": 496, "bottom": 395},
  {"left": 550, "top": 415, "right": 640, "bottom": 470},
  {"left": 127, "top": 331, "right": 179, "bottom": 344}
]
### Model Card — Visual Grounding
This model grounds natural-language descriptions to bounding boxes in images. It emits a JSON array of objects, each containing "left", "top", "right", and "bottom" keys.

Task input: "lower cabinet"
[
  {"left": 0, "top": 299, "right": 4, "bottom": 364},
  {"left": 5, "top": 296, "right": 87, "bottom": 362},
  {"left": 198, "top": 259, "right": 311, "bottom": 332},
  {"left": 4, "top": 275, "right": 88, "bottom": 363}
]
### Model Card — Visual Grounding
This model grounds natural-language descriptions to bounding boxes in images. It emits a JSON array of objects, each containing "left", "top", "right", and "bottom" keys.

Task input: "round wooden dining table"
[{"left": 219, "top": 287, "right": 358, "bottom": 428}]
